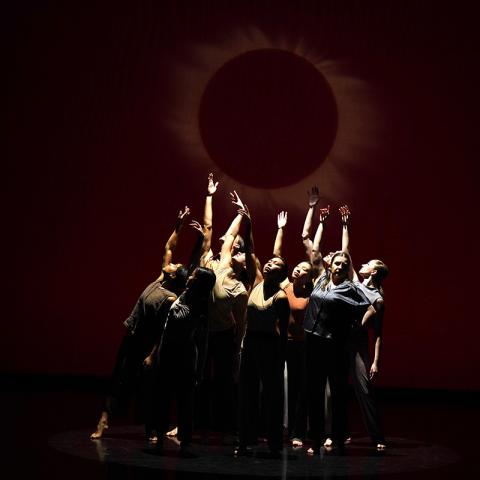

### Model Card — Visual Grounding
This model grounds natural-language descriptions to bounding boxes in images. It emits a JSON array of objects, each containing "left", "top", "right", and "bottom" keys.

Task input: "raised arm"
[
  {"left": 273, "top": 211, "right": 287, "bottom": 257},
  {"left": 302, "top": 187, "right": 319, "bottom": 259},
  {"left": 339, "top": 205, "right": 351, "bottom": 253},
  {"left": 156, "top": 206, "right": 190, "bottom": 281},
  {"left": 311, "top": 206, "right": 330, "bottom": 281},
  {"left": 237, "top": 201, "right": 262, "bottom": 288},
  {"left": 218, "top": 209, "right": 244, "bottom": 269},
  {"left": 200, "top": 173, "right": 219, "bottom": 266},
  {"left": 187, "top": 220, "right": 206, "bottom": 274},
  {"left": 339, "top": 205, "right": 358, "bottom": 281}
]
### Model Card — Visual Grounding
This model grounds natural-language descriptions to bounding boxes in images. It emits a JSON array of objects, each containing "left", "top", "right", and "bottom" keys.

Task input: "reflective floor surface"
[{"left": 2, "top": 380, "right": 479, "bottom": 479}]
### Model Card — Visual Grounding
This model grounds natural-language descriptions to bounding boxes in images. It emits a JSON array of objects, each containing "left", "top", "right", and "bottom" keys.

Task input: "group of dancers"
[{"left": 90, "top": 173, "right": 388, "bottom": 457}]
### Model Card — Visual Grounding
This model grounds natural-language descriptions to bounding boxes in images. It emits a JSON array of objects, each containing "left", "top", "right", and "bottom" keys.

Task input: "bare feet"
[
  {"left": 376, "top": 443, "right": 387, "bottom": 451},
  {"left": 166, "top": 426, "right": 178, "bottom": 437},
  {"left": 90, "top": 412, "right": 109, "bottom": 439},
  {"left": 323, "top": 438, "right": 333, "bottom": 447},
  {"left": 291, "top": 438, "right": 303, "bottom": 447}
]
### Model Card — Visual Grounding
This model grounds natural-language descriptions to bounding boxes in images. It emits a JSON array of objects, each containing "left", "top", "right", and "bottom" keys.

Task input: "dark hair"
[
  {"left": 371, "top": 259, "right": 389, "bottom": 296},
  {"left": 193, "top": 267, "right": 216, "bottom": 292},
  {"left": 187, "top": 267, "right": 216, "bottom": 314},
  {"left": 270, "top": 255, "right": 289, "bottom": 283},
  {"left": 168, "top": 265, "right": 188, "bottom": 294}
]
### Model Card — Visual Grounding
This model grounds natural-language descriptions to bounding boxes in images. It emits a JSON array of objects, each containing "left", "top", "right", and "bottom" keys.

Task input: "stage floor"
[{"left": 2, "top": 383, "right": 478, "bottom": 479}]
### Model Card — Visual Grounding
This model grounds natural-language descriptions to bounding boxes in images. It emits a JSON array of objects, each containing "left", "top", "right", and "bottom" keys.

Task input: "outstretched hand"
[
  {"left": 277, "top": 211, "right": 288, "bottom": 229},
  {"left": 230, "top": 190, "right": 245, "bottom": 210},
  {"left": 189, "top": 220, "right": 204, "bottom": 236},
  {"left": 207, "top": 172, "right": 219, "bottom": 195},
  {"left": 237, "top": 203, "right": 251, "bottom": 222},
  {"left": 339, "top": 205, "right": 351, "bottom": 225},
  {"left": 308, "top": 186, "right": 320, "bottom": 208},
  {"left": 319, "top": 205, "right": 330, "bottom": 223},
  {"left": 178, "top": 206, "right": 191, "bottom": 221}
]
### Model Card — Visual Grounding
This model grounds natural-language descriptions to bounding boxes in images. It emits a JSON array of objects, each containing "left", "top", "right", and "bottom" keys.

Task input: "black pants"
[
  {"left": 286, "top": 339, "right": 308, "bottom": 440},
  {"left": 153, "top": 341, "right": 196, "bottom": 445},
  {"left": 196, "top": 328, "right": 235, "bottom": 433},
  {"left": 348, "top": 333, "right": 385, "bottom": 443},
  {"left": 104, "top": 334, "right": 147, "bottom": 418},
  {"left": 239, "top": 334, "right": 284, "bottom": 451},
  {"left": 306, "top": 333, "right": 349, "bottom": 447}
]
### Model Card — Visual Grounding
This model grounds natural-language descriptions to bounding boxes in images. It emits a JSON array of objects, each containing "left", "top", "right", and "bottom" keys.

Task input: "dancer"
[
  {"left": 236, "top": 208, "right": 290, "bottom": 458},
  {"left": 271, "top": 188, "right": 322, "bottom": 447},
  {"left": 197, "top": 190, "right": 250, "bottom": 442},
  {"left": 90, "top": 207, "right": 193, "bottom": 440},
  {"left": 304, "top": 236, "right": 376, "bottom": 453},
  {"left": 152, "top": 266, "right": 217, "bottom": 456},
  {"left": 341, "top": 206, "right": 388, "bottom": 450}
]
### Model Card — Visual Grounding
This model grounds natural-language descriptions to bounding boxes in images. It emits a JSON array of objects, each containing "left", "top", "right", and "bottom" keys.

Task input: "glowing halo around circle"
[{"left": 162, "top": 27, "right": 386, "bottom": 212}]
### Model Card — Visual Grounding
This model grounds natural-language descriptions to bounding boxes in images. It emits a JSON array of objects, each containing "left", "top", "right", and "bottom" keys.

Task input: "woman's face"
[
  {"left": 331, "top": 255, "right": 350, "bottom": 282},
  {"left": 292, "top": 261, "right": 312, "bottom": 281},
  {"left": 359, "top": 260, "right": 375, "bottom": 278},
  {"left": 263, "top": 257, "right": 285, "bottom": 276},
  {"left": 231, "top": 251, "right": 246, "bottom": 268}
]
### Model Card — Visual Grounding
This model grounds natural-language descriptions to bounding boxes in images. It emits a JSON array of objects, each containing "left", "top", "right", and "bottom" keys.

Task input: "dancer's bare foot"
[
  {"left": 291, "top": 438, "right": 303, "bottom": 447},
  {"left": 166, "top": 426, "right": 178, "bottom": 437},
  {"left": 323, "top": 438, "right": 333, "bottom": 447},
  {"left": 344, "top": 437, "right": 352, "bottom": 444},
  {"left": 376, "top": 443, "right": 387, "bottom": 451},
  {"left": 148, "top": 431, "right": 158, "bottom": 443},
  {"left": 90, "top": 412, "right": 109, "bottom": 439},
  {"left": 307, "top": 445, "right": 321, "bottom": 455}
]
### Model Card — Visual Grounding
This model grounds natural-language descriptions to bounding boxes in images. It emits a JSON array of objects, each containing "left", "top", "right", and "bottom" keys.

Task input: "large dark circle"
[{"left": 199, "top": 49, "right": 338, "bottom": 189}]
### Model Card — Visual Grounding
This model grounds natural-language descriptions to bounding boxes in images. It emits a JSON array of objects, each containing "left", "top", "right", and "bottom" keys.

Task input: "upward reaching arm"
[
  {"left": 339, "top": 205, "right": 357, "bottom": 281},
  {"left": 302, "top": 187, "right": 320, "bottom": 259},
  {"left": 156, "top": 206, "right": 190, "bottom": 281},
  {"left": 187, "top": 220, "right": 206, "bottom": 274},
  {"left": 311, "top": 206, "right": 330, "bottom": 281},
  {"left": 218, "top": 208, "right": 244, "bottom": 269},
  {"left": 273, "top": 211, "right": 287, "bottom": 257},
  {"left": 200, "top": 173, "right": 219, "bottom": 266},
  {"left": 236, "top": 200, "right": 262, "bottom": 289},
  {"left": 339, "top": 205, "right": 351, "bottom": 253}
]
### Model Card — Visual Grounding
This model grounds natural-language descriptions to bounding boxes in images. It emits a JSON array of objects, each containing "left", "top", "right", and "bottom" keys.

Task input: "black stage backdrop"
[{"left": 3, "top": 0, "right": 478, "bottom": 390}]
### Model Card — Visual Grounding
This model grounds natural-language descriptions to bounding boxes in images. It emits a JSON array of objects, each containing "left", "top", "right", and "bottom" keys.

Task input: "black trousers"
[
  {"left": 348, "top": 333, "right": 385, "bottom": 443},
  {"left": 104, "top": 334, "right": 147, "bottom": 418},
  {"left": 286, "top": 339, "right": 308, "bottom": 440},
  {"left": 239, "top": 334, "right": 285, "bottom": 451},
  {"left": 152, "top": 341, "right": 196, "bottom": 445},
  {"left": 306, "top": 333, "right": 349, "bottom": 447},
  {"left": 196, "top": 327, "right": 235, "bottom": 433}
]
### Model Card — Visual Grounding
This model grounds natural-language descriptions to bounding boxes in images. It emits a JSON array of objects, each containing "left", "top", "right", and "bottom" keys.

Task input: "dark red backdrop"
[{"left": 3, "top": 1, "right": 478, "bottom": 390}]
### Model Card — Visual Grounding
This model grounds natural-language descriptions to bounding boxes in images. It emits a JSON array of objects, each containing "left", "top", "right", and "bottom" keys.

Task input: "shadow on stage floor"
[{"left": 1, "top": 374, "right": 478, "bottom": 479}]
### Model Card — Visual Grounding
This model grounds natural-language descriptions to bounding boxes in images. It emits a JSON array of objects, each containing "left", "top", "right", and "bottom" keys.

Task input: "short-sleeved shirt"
[
  {"left": 161, "top": 293, "right": 199, "bottom": 343},
  {"left": 355, "top": 282, "right": 382, "bottom": 305},
  {"left": 123, "top": 280, "right": 175, "bottom": 337},
  {"left": 283, "top": 282, "right": 309, "bottom": 341},
  {"left": 304, "top": 278, "right": 370, "bottom": 341},
  {"left": 123, "top": 281, "right": 175, "bottom": 356},
  {"left": 208, "top": 266, "right": 248, "bottom": 332},
  {"left": 246, "top": 281, "right": 287, "bottom": 336}
]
